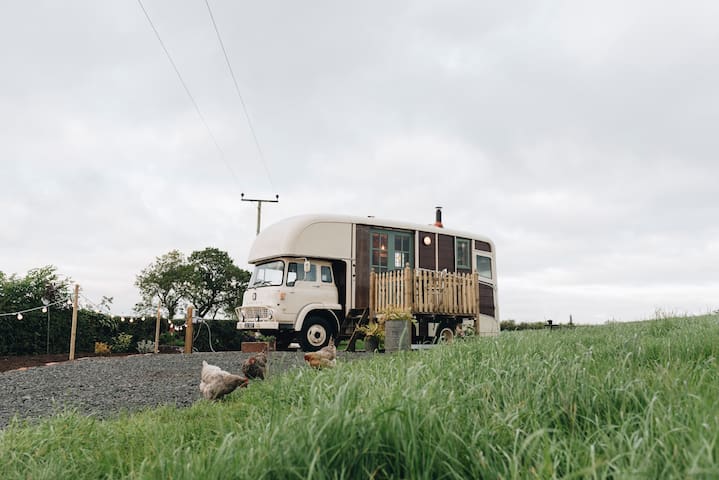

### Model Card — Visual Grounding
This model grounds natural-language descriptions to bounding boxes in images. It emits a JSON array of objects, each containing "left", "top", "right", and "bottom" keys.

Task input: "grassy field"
[{"left": 1, "top": 314, "right": 718, "bottom": 479}]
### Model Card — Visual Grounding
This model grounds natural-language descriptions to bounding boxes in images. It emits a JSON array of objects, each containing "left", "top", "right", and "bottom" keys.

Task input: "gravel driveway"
[{"left": 0, "top": 351, "right": 367, "bottom": 429}]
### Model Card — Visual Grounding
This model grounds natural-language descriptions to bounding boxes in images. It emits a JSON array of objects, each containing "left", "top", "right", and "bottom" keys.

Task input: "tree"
[
  {"left": 184, "top": 248, "right": 250, "bottom": 319},
  {"left": 135, "top": 250, "right": 189, "bottom": 320},
  {"left": 0, "top": 266, "right": 71, "bottom": 312}
]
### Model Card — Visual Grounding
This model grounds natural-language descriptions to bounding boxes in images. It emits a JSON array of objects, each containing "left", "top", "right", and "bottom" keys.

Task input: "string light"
[
  {"left": 0, "top": 299, "right": 68, "bottom": 318},
  {"left": 17, "top": 313, "right": 23, "bottom": 320}
]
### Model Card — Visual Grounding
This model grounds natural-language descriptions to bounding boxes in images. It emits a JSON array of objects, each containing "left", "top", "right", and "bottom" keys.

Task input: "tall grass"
[{"left": 1, "top": 314, "right": 718, "bottom": 478}]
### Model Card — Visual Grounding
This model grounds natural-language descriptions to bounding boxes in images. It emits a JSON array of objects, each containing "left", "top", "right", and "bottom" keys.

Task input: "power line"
[
  {"left": 203, "top": 0, "right": 276, "bottom": 192},
  {"left": 136, "top": 0, "right": 242, "bottom": 188}
]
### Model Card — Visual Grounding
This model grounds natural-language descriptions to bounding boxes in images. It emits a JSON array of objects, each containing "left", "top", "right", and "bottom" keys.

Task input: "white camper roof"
[{"left": 247, "top": 214, "right": 495, "bottom": 264}]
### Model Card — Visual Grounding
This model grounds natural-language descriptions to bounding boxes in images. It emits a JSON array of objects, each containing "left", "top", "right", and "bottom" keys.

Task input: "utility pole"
[{"left": 241, "top": 193, "right": 279, "bottom": 235}]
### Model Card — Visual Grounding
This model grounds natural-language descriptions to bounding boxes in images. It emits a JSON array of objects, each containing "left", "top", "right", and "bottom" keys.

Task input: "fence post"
[
  {"left": 68, "top": 283, "right": 79, "bottom": 361},
  {"left": 404, "top": 263, "right": 413, "bottom": 311},
  {"left": 369, "top": 270, "right": 376, "bottom": 318},
  {"left": 184, "top": 306, "right": 194, "bottom": 354},
  {"left": 154, "top": 304, "right": 161, "bottom": 354},
  {"left": 474, "top": 273, "right": 481, "bottom": 333}
]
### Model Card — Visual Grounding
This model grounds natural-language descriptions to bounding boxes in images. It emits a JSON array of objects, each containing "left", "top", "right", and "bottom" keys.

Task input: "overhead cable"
[
  {"left": 136, "top": 0, "right": 242, "bottom": 187},
  {"left": 204, "top": 0, "right": 275, "bottom": 191}
]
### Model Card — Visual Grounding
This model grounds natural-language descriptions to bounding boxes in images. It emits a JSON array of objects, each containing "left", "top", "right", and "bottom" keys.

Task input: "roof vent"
[{"left": 434, "top": 206, "right": 443, "bottom": 228}]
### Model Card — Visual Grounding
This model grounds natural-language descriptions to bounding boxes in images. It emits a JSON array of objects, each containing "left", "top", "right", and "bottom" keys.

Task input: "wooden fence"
[{"left": 369, "top": 265, "right": 479, "bottom": 316}]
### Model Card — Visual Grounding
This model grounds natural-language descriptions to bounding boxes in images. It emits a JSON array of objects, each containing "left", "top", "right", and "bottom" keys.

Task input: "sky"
[{"left": 2, "top": 0, "right": 718, "bottom": 324}]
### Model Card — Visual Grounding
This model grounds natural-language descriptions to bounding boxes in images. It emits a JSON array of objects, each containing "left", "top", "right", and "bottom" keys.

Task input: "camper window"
[
  {"left": 456, "top": 238, "right": 471, "bottom": 269},
  {"left": 476, "top": 255, "right": 492, "bottom": 279},
  {"left": 250, "top": 260, "right": 285, "bottom": 287}
]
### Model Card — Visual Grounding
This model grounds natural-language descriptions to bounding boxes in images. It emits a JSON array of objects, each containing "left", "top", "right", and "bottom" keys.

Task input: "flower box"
[{"left": 241, "top": 341, "right": 275, "bottom": 353}]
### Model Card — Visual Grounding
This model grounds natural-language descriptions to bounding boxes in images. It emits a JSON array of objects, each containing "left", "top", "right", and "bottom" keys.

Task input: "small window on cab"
[{"left": 304, "top": 264, "right": 317, "bottom": 282}]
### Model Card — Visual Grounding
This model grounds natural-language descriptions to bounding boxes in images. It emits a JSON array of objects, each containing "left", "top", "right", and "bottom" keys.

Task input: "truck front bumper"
[{"left": 236, "top": 321, "right": 280, "bottom": 330}]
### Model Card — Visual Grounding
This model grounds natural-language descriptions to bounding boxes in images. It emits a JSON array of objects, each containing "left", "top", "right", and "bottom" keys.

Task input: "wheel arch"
[{"left": 295, "top": 304, "right": 341, "bottom": 336}]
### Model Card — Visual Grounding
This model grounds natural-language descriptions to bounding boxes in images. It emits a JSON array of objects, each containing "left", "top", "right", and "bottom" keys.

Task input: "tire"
[
  {"left": 435, "top": 324, "right": 455, "bottom": 344},
  {"left": 299, "top": 315, "right": 333, "bottom": 352}
]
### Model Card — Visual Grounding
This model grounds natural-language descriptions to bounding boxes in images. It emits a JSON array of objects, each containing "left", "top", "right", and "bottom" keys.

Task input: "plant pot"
[
  {"left": 384, "top": 319, "right": 412, "bottom": 352},
  {"left": 364, "top": 336, "right": 380, "bottom": 353}
]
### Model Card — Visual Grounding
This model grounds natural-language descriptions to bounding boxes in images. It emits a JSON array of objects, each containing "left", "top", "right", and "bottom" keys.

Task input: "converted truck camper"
[{"left": 236, "top": 210, "right": 499, "bottom": 351}]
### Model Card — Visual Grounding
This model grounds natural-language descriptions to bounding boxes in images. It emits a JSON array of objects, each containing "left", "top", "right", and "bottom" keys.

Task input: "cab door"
[{"left": 282, "top": 261, "right": 338, "bottom": 317}]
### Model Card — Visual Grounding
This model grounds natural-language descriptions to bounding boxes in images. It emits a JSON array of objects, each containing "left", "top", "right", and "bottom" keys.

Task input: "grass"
[{"left": 1, "top": 314, "right": 718, "bottom": 478}]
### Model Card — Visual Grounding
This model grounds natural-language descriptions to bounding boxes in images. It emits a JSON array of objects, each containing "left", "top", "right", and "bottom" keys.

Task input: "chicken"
[
  {"left": 199, "top": 360, "right": 249, "bottom": 400},
  {"left": 304, "top": 337, "right": 337, "bottom": 369},
  {"left": 241, "top": 351, "right": 267, "bottom": 380}
]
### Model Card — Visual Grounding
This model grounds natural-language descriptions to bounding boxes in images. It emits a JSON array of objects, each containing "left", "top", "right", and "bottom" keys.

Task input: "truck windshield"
[{"left": 249, "top": 260, "right": 285, "bottom": 287}]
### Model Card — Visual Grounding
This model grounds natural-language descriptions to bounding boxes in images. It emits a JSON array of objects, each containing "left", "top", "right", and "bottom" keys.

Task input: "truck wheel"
[
  {"left": 300, "top": 315, "right": 332, "bottom": 352},
  {"left": 436, "top": 325, "right": 455, "bottom": 344}
]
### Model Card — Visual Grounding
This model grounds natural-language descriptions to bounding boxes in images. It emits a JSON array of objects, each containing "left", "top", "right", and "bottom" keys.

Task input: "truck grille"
[{"left": 241, "top": 306, "right": 272, "bottom": 320}]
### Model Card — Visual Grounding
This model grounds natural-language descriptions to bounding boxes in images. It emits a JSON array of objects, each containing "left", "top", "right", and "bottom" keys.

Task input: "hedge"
[{"left": 0, "top": 310, "right": 252, "bottom": 356}]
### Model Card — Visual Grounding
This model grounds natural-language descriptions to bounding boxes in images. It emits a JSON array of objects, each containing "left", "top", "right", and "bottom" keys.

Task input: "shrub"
[
  {"left": 136, "top": 340, "right": 155, "bottom": 354},
  {"left": 110, "top": 333, "right": 133, "bottom": 353},
  {"left": 94, "top": 342, "right": 111, "bottom": 355}
]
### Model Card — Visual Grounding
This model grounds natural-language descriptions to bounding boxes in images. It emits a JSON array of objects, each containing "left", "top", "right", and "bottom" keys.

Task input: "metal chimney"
[{"left": 434, "top": 206, "right": 443, "bottom": 228}]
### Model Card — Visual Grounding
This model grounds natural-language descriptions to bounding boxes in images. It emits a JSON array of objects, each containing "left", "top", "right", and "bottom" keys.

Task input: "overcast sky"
[{"left": 2, "top": 0, "right": 718, "bottom": 324}]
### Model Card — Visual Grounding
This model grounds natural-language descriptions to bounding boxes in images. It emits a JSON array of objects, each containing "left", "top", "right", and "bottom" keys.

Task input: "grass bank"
[{"left": 1, "top": 314, "right": 718, "bottom": 478}]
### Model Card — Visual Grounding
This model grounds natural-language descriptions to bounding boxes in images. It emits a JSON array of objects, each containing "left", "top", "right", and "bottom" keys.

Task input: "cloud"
[{"left": 2, "top": 0, "right": 718, "bottom": 321}]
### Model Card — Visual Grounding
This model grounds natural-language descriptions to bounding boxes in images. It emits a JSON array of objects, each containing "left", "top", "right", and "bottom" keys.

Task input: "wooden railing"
[{"left": 369, "top": 265, "right": 479, "bottom": 316}]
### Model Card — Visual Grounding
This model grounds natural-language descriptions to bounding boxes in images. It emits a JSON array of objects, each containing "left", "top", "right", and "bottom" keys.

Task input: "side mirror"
[{"left": 303, "top": 259, "right": 311, "bottom": 273}]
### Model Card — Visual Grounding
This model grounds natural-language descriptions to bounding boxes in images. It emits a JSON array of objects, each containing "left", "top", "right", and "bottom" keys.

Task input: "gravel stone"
[{"left": 0, "top": 351, "right": 369, "bottom": 429}]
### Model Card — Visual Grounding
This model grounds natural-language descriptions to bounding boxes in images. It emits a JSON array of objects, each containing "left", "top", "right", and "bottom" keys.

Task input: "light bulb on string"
[
  {"left": 129, "top": 318, "right": 134, "bottom": 323},
  {"left": 17, "top": 313, "right": 23, "bottom": 320},
  {"left": 42, "top": 306, "right": 48, "bottom": 313},
  {"left": 120, "top": 317, "right": 125, "bottom": 322}
]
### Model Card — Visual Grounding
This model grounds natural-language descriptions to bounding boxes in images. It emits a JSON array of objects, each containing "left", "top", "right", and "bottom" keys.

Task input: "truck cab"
[{"left": 237, "top": 257, "right": 341, "bottom": 351}]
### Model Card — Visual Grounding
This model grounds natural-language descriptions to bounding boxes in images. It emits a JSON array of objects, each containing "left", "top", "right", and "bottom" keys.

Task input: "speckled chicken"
[
  {"left": 199, "top": 361, "right": 249, "bottom": 400},
  {"left": 241, "top": 351, "right": 267, "bottom": 380},
  {"left": 304, "top": 337, "right": 337, "bottom": 369}
]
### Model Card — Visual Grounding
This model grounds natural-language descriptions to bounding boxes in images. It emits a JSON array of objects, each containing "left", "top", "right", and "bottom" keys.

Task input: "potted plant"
[
  {"left": 358, "top": 317, "right": 385, "bottom": 352},
  {"left": 381, "top": 307, "right": 415, "bottom": 352}
]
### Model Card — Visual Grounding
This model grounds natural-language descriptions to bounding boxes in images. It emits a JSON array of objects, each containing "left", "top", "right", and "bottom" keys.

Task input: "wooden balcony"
[{"left": 369, "top": 265, "right": 479, "bottom": 317}]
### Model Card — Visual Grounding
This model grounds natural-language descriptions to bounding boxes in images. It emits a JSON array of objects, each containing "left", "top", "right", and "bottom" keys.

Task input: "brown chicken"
[
  {"left": 199, "top": 361, "right": 249, "bottom": 400},
  {"left": 304, "top": 337, "right": 337, "bottom": 369},
  {"left": 241, "top": 351, "right": 267, "bottom": 380}
]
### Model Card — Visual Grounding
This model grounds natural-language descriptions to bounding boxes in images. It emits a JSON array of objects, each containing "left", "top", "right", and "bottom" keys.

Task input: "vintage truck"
[{"left": 236, "top": 210, "right": 499, "bottom": 351}]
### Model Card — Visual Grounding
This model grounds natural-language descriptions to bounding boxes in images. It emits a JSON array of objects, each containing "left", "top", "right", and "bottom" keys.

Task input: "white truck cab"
[{"left": 237, "top": 257, "right": 341, "bottom": 350}]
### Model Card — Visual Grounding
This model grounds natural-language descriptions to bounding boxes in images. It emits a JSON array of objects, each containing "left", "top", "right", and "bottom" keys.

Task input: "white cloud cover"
[{"left": 2, "top": 0, "right": 718, "bottom": 323}]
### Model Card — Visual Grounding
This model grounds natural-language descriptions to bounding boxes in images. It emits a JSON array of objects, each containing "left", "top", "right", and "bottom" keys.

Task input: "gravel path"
[{"left": 0, "top": 351, "right": 368, "bottom": 429}]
